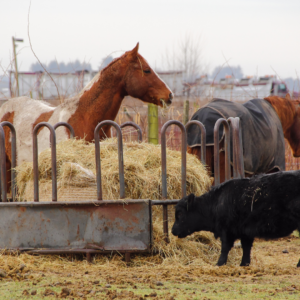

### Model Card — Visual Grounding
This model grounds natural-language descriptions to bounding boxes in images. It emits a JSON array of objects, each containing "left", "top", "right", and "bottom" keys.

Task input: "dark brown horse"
[
  {"left": 0, "top": 43, "right": 173, "bottom": 190},
  {"left": 187, "top": 94, "right": 300, "bottom": 183}
]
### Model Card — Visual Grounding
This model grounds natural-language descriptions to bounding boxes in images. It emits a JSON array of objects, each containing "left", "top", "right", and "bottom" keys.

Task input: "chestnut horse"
[
  {"left": 187, "top": 94, "right": 300, "bottom": 183},
  {"left": 0, "top": 43, "right": 173, "bottom": 190}
]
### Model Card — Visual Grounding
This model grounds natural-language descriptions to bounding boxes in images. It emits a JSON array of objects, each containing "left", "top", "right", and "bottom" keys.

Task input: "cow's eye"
[
  {"left": 144, "top": 69, "right": 151, "bottom": 74},
  {"left": 177, "top": 212, "right": 184, "bottom": 219}
]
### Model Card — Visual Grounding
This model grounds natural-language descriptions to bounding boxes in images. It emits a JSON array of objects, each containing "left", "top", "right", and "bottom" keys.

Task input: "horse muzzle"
[{"left": 160, "top": 93, "right": 173, "bottom": 107}]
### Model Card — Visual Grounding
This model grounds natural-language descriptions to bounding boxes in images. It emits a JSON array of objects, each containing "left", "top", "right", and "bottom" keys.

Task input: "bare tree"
[{"left": 161, "top": 34, "right": 206, "bottom": 83}]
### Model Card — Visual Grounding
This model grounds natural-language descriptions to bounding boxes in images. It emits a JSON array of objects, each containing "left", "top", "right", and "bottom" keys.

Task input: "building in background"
[{"left": 6, "top": 70, "right": 298, "bottom": 103}]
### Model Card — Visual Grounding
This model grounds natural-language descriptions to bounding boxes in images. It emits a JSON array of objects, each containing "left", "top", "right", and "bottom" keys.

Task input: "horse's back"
[
  {"left": 0, "top": 96, "right": 54, "bottom": 120},
  {"left": 0, "top": 97, "right": 56, "bottom": 165},
  {"left": 187, "top": 98, "right": 285, "bottom": 174}
]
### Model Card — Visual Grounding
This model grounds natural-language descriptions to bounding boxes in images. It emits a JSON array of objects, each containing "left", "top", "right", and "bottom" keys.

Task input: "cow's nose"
[{"left": 169, "top": 93, "right": 173, "bottom": 101}]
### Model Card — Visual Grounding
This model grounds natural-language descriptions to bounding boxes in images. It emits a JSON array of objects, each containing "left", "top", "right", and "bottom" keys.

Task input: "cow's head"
[{"left": 172, "top": 193, "right": 200, "bottom": 238}]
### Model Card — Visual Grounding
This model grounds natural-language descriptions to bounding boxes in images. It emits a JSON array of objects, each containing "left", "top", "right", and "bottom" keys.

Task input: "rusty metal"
[
  {"left": 0, "top": 121, "right": 16, "bottom": 201},
  {"left": 120, "top": 121, "right": 143, "bottom": 142},
  {"left": 161, "top": 120, "right": 187, "bottom": 242},
  {"left": 53, "top": 122, "right": 75, "bottom": 138},
  {"left": 185, "top": 120, "right": 206, "bottom": 164},
  {"left": 0, "top": 126, "right": 7, "bottom": 202},
  {"left": 228, "top": 117, "right": 244, "bottom": 179},
  {"left": 94, "top": 121, "right": 125, "bottom": 200},
  {"left": 33, "top": 122, "right": 57, "bottom": 202},
  {"left": 213, "top": 118, "right": 231, "bottom": 186},
  {"left": 0, "top": 200, "right": 151, "bottom": 252}
]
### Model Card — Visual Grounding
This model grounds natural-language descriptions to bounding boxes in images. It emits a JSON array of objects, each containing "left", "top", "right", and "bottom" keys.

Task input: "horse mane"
[{"left": 77, "top": 51, "right": 134, "bottom": 97}]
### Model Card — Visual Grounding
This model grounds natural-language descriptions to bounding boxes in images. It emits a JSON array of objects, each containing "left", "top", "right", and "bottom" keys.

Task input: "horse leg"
[
  {"left": 240, "top": 236, "right": 254, "bottom": 266},
  {"left": 205, "top": 146, "right": 214, "bottom": 177},
  {"left": 219, "top": 150, "right": 226, "bottom": 183},
  {"left": 6, "top": 154, "right": 11, "bottom": 194},
  {"left": 187, "top": 145, "right": 214, "bottom": 177}
]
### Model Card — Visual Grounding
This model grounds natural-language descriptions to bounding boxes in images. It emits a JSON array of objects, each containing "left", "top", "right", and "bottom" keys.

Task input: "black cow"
[{"left": 172, "top": 170, "right": 300, "bottom": 267}]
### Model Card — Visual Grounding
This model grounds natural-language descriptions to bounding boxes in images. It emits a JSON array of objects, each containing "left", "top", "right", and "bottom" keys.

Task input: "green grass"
[{"left": 1, "top": 275, "right": 300, "bottom": 299}]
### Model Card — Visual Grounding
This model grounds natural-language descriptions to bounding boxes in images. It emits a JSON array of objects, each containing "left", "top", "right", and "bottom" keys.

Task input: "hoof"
[{"left": 297, "top": 260, "right": 300, "bottom": 268}]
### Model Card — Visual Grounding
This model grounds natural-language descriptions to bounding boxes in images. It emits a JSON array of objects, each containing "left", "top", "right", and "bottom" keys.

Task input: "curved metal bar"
[
  {"left": 213, "top": 118, "right": 230, "bottom": 186},
  {"left": 53, "top": 122, "right": 75, "bottom": 138},
  {"left": 33, "top": 122, "right": 57, "bottom": 202},
  {"left": 161, "top": 120, "right": 187, "bottom": 243},
  {"left": 185, "top": 120, "right": 206, "bottom": 164},
  {"left": 227, "top": 117, "right": 244, "bottom": 179},
  {"left": 0, "top": 126, "right": 7, "bottom": 202},
  {"left": 161, "top": 120, "right": 187, "bottom": 199},
  {"left": 94, "top": 121, "right": 125, "bottom": 200},
  {"left": 0, "top": 122, "right": 16, "bottom": 201},
  {"left": 120, "top": 122, "right": 143, "bottom": 143}
]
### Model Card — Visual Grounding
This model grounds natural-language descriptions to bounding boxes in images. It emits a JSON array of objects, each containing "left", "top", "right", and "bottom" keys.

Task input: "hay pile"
[
  {"left": 15, "top": 138, "right": 212, "bottom": 202},
  {"left": 14, "top": 138, "right": 218, "bottom": 266}
]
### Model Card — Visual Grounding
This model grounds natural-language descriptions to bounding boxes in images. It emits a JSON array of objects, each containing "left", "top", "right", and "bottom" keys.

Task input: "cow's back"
[{"left": 214, "top": 170, "right": 300, "bottom": 238}]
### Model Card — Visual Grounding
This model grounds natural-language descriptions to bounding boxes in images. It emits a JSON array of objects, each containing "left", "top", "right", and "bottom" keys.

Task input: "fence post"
[
  {"left": 183, "top": 100, "right": 189, "bottom": 124},
  {"left": 148, "top": 104, "right": 158, "bottom": 144}
]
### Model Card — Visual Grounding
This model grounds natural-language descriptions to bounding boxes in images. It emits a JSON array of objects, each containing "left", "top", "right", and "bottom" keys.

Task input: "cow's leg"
[
  {"left": 217, "top": 232, "right": 234, "bottom": 266},
  {"left": 297, "top": 225, "right": 300, "bottom": 267},
  {"left": 240, "top": 236, "right": 254, "bottom": 266}
]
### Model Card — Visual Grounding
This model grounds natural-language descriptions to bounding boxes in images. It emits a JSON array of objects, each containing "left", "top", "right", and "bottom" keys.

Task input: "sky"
[{"left": 1, "top": 0, "right": 300, "bottom": 79}]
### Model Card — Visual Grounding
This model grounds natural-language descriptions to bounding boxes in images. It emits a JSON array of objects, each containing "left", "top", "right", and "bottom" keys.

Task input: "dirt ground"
[{"left": 0, "top": 236, "right": 299, "bottom": 299}]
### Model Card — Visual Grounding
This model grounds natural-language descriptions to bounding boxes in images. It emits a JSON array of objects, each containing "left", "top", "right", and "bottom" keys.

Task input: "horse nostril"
[{"left": 169, "top": 93, "right": 173, "bottom": 101}]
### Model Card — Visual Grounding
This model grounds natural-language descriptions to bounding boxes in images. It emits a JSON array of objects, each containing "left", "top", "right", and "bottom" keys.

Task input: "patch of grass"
[{"left": 1, "top": 275, "right": 300, "bottom": 299}]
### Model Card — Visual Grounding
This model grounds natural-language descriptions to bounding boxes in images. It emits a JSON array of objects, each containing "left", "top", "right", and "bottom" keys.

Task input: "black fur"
[{"left": 172, "top": 170, "right": 300, "bottom": 267}]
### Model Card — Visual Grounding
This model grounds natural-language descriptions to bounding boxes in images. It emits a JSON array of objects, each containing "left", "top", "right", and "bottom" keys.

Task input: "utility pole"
[{"left": 12, "top": 37, "right": 24, "bottom": 97}]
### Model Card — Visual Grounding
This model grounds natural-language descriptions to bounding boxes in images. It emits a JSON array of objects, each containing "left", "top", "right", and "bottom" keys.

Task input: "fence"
[{"left": 0, "top": 118, "right": 243, "bottom": 262}]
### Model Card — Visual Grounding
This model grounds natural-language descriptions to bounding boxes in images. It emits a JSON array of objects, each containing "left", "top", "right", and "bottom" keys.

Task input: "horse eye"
[{"left": 144, "top": 70, "right": 151, "bottom": 74}]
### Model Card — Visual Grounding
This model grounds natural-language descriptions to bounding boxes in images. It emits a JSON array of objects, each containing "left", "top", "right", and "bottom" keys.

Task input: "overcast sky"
[{"left": 1, "top": 0, "right": 300, "bottom": 79}]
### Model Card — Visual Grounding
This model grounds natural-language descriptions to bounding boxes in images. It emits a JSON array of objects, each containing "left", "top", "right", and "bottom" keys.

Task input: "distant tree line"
[
  {"left": 28, "top": 57, "right": 299, "bottom": 93},
  {"left": 30, "top": 60, "right": 92, "bottom": 73}
]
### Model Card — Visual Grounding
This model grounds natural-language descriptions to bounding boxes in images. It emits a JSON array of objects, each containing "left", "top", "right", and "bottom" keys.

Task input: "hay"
[
  {"left": 15, "top": 138, "right": 212, "bottom": 202},
  {"left": 14, "top": 138, "right": 219, "bottom": 266}
]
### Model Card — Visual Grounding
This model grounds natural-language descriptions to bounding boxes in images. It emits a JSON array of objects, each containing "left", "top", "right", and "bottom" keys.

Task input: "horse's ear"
[
  {"left": 129, "top": 43, "right": 139, "bottom": 57},
  {"left": 285, "top": 93, "right": 291, "bottom": 101}
]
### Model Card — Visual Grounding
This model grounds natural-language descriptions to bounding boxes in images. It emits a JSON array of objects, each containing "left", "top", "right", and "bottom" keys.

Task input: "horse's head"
[
  {"left": 265, "top": 94, "right": 300, "bottom": 157},
  {"left": 123, "top": 43, "right": 173, "bottom": 107},
  {"left": 275, "top": 94, "right": 300, "bottom": 157},
  {"left": 288, "top": 99, "right": 300, "bottom": 157}
]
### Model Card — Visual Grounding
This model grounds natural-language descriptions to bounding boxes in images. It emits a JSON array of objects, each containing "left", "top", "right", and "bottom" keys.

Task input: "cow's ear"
[{"left": 186, "top": 193, "right": 195, "bottom": 207}]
